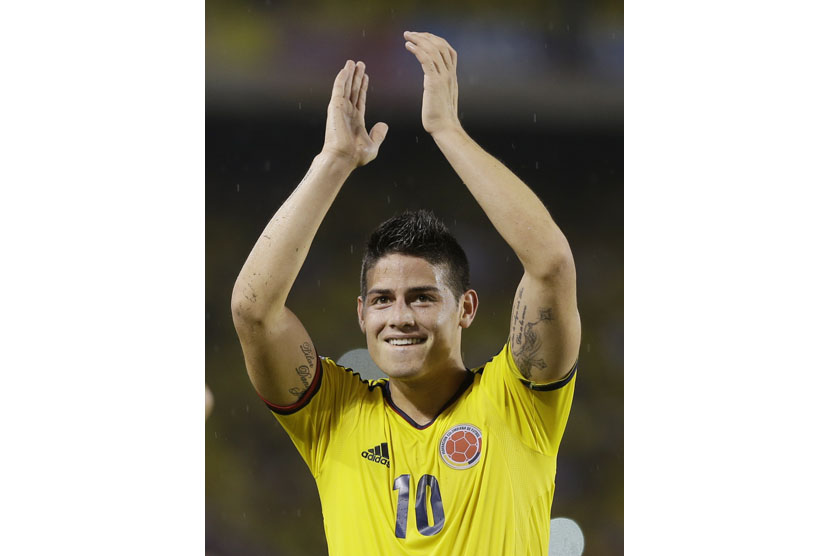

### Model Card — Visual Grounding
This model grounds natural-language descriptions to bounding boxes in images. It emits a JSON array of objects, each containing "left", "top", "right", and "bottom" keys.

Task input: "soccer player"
[{"left": 231, "top": 31, "right": 581, "bottom": 555}]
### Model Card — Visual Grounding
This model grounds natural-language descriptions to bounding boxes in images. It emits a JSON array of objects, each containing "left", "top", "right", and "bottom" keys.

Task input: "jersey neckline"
[{"left": 381, "top": 370, "right": 475, "bottom": 430}]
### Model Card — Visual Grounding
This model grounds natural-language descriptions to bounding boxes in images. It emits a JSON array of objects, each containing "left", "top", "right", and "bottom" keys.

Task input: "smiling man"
[{"left": 231, "top": 31, "right": 581, "bottom": 555}]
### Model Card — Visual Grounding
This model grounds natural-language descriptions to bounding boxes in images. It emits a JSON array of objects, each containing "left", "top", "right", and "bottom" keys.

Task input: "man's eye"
[
  {"left": 374, "top": 296, "right": 389, "bottom": 304},
  {"left": 417, "top": 294, "right": 431, "bottom": 302}
]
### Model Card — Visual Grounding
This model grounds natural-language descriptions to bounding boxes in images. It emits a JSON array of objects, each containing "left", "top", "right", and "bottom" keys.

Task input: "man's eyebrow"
[
  {"left": 366, "top": 288, "right": 393, "bottom": 296},
  {"left": 408, "top": 286, "right": 440, "bottom": 294},
  {"left": 366, "top": 286, "right": 440, "bottom": 296}
]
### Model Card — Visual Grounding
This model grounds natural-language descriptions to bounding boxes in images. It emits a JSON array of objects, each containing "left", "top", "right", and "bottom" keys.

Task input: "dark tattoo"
[
  {"left": 512, "top": 306, "right": 553, "bottom": 379},
  {"left": 511, "top": 288, "right": 524, "bottom": 339},
  {"left": 288, "top": 364, "right": 312, "bottom": 400},
  {"left": 300, "top": 342, "right": 315, "bottom": 366}
]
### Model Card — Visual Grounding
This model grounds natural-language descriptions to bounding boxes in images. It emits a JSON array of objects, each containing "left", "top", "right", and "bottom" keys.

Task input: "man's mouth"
[{"left": 386, "top": 337, "right": 426, "bottom": 346}]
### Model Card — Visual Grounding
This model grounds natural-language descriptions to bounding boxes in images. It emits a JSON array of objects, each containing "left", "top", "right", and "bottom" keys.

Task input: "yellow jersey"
[{"left": 264, "top": 343, "right": 576, "bottom": 555}]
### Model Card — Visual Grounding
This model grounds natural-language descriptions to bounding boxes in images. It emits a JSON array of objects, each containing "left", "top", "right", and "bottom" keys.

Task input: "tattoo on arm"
[
  {"left": 512, "top": 304, "right": 553, "bottom": 379},
  {"left": 300, "top": 342, "right": 315, "bottom": 366},
  {"left": 288, "top": 343, "right": 315, "bottom": 400}
]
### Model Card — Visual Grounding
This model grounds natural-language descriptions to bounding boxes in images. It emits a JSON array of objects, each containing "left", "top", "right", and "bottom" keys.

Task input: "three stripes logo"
[{"left": 361, "top": 442, "right": 390, "bottom": 468}]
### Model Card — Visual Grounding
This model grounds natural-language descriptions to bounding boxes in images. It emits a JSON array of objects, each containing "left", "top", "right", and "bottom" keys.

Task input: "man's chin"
[
  {"left": 376, "top": 358, "right": 424, "bottom": 380},
  {"left": 379, "top": 365, "right": 420, "bottom": 379}
]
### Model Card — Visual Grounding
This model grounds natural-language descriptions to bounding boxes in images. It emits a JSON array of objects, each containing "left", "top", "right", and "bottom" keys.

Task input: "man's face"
[{"left": 357, "top": 253, "right": 476, "bottom": 380}]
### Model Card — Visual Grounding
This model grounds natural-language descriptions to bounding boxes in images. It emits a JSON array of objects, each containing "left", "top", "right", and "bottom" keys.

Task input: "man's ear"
[
  {"left": 459, "top": 289, "right": 478, "bottom": 329},
  {"left": 357, "top": 296, "right": 366, "bottom": 333}
]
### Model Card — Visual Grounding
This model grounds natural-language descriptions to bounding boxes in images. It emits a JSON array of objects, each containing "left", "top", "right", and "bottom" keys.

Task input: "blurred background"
[{"left": 206, "top": 0, "right": 622, "bottom": 554}]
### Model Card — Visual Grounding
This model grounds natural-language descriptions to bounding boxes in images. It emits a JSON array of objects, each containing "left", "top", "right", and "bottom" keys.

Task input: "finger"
[
  {"left": 357, "top": 73, "right": 369, "bottom": 119},
  {"left": 369, "top": 122, "right": 389, "bottom": 147},
  {"left": 331, "top": 62, "right": 351, "bottom": 99},
  {"left": 404, "top": 40, "right": 440, "bottom": 74},
  {"left": 410, "top": 32, "right": 448, "bottom": 73},
  {"left": 351, "top": 61, "right": 365, "bottom": 105},
  {"left": 418, "top": 32, "right": 454, "bottom": 72},
  {"left": 438, "top": 49, "right": 452, "bottom": 72},
  {"left": 343, "top": 60, "right": 355, "bottom": 99}
]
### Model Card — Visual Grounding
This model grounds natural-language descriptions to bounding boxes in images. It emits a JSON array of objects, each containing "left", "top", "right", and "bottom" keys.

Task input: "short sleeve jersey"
[{"left": 264, "top": 343, "right": 576, "bottom": 556}]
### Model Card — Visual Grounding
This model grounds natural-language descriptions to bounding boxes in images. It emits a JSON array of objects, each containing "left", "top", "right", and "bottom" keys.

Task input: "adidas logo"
[{"left": 361, "top": 442, "right": 390, "bottom": 468}]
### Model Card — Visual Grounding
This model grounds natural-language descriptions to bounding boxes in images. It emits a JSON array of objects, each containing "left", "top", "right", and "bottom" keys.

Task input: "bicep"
[
  {"left": 509, "top": 268, "right": 580, "bottom": 383},
  {"left": 233, "top": 306, "right": 319, "bottom": 406}
]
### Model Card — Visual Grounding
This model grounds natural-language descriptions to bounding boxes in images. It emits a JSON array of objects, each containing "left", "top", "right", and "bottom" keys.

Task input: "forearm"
[
  {"left": 431, "top": 127, "right": 573, "bottom": 277},
  {"left": 232, "top": 152, "right": 353, "bottom": 321}
]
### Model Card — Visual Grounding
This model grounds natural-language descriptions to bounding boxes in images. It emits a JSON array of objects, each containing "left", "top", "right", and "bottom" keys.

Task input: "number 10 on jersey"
[{"left": 393, "top": 474, "right": 445, "bottom": 538}]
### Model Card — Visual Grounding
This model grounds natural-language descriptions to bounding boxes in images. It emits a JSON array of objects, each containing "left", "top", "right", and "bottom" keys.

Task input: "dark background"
[{"left": 206, "top": 1, "right": 622, "bottom": 554}]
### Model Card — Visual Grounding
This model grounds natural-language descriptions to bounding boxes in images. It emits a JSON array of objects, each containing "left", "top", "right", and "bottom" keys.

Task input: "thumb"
[{"left": 369, "top": 122, "right": 389, "bottom": 147}]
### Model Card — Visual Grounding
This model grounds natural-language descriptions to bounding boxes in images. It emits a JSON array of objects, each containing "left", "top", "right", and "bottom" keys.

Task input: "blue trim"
[{"left": 382, "top": 371, "right": 474, "bottom": 430}]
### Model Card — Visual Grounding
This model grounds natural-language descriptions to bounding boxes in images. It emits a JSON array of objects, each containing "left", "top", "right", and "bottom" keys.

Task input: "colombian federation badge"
[{"left": 439, "top": 424, "right": 483, "bottom": 469}]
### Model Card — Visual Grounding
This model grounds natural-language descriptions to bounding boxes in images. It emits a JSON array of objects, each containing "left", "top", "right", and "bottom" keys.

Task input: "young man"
[{"left": 231, "top": 31, "right": 581, "bottom": 555}]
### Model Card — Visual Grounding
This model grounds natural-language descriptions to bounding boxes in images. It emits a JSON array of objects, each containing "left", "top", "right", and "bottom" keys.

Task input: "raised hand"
[
  {"left": 322, "top": 60, "right": 389, "bottom": 168},
  {"left": 403, "top": 31, "right": 461, "bottom": 136}
]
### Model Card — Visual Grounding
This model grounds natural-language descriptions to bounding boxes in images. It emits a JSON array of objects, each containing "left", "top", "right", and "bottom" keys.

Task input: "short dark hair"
[{"left": 360, "top": 210, "right": 470, "bottom": 301}]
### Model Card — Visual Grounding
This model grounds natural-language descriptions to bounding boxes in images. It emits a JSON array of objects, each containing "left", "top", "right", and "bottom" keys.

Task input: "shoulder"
[
  {"left": 320, "top": 357, "right": 387, "bottom": 396},
  {"left": 478, "top": 343, "right": 577, "bottom": 392}
]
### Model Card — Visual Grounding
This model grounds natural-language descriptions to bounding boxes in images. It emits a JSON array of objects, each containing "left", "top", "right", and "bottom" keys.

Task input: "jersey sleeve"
[
  {"left": 478, "top": 343, "right": 577, "bottom": 456},
  {"left": 259, "top": 356, "right": 369, "bottom": 478}
]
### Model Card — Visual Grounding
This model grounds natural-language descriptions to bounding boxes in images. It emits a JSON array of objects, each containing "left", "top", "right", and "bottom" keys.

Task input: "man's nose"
[{"left": 390, "top": 298, "right": 416, "bottom": 328}]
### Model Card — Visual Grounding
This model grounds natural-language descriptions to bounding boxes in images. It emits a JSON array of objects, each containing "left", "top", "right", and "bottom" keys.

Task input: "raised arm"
[
  {"left": 231, "top": 60, "right": 388, "bottom": 406},
  {"left": 403, "top": 31, "right": 580, "bottom": 382}
]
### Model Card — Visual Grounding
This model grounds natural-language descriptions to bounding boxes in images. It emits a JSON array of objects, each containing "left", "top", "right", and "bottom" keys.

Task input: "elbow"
[
  {"left": 527, "top": 250, "right": 575, "bottom": 284},
  {"left": 231, "top": 279, "right": 265, "bottom": 328}
]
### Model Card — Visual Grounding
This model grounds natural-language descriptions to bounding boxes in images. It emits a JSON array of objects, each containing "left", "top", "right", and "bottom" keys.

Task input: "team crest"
[{"left": 439, "top": 424, "right": 483, "bottom": 469}]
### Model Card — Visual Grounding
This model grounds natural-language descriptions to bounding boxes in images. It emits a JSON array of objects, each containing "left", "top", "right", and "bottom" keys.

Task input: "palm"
[
  {"left": 420, "top": 72, "right": 458, "bottom": 134},
  {"left": 325, "top": 98, "right": 375, "bottom": 166},
  {"left": 322, "top": 61, "right": 388, "bottom": 168}
]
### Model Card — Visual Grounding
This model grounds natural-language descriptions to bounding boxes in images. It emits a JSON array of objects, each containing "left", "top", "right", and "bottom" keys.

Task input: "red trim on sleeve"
[{"left": 257, "top": 357, "right": 323, "bottom": 415}]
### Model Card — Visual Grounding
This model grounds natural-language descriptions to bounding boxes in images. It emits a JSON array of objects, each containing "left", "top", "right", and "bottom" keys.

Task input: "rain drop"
[
  {"left": 350, "top": 244, "right": 354, "bottom": 254},
  {"left": 415, "top": 135, "right": 419, "bottom": 143},
  {"left": 298, "top": 102, "right": 302, "bottom": 110},
  {"left": 533, "top": 113, "right": 537, "bottom": 123},
  {"left": 236, "top": 183, "right": 240, "bottom": 192},
  {"left": 535, "top": 161, "right": 539, "bottom": 170},
  {"left": 362, "top": 29, "right": 365, "bottom": 38},
  {"left": 386, "top": 195, "right": 391, "bottom": 204}
]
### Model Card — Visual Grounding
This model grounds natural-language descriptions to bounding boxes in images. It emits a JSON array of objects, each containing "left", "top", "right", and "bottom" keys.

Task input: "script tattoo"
[
  {"left": 512, "top": 306, "right": 553, "bottom": 379},
  {"left": 300, "top": 342, "right": 315, "bottom": 366},
  {"left": 287, "top": 345, "right": 314, "bottom": 400}
]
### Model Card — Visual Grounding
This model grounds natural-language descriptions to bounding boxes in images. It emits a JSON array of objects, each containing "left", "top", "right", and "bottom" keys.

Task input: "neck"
[{"left": 387, "top": 363, "right": 469, "bottom": 426}]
